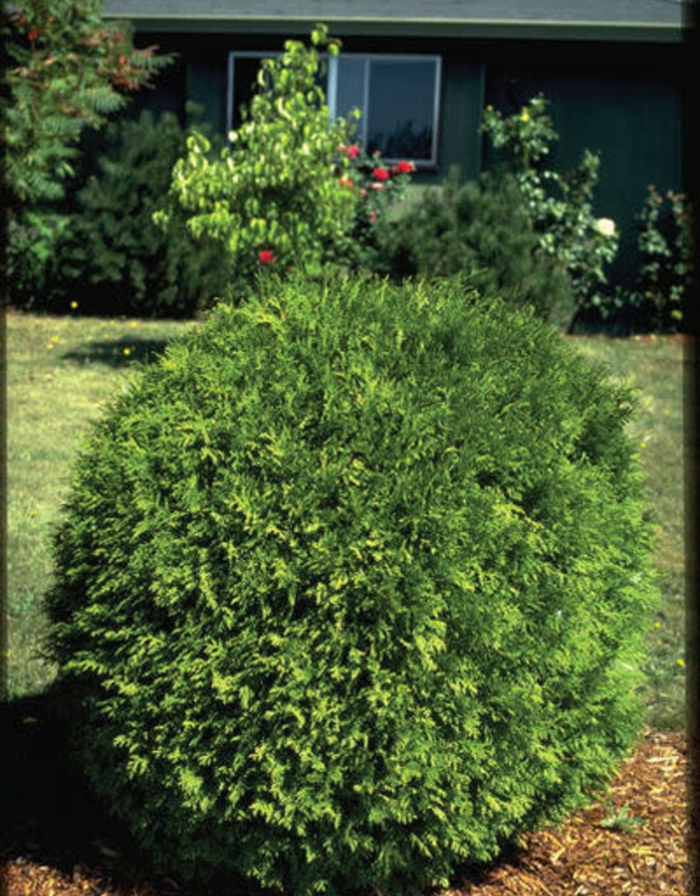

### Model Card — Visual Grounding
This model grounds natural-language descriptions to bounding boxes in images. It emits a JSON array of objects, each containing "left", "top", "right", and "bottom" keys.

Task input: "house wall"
[
  {"left": 480, "top": 40, "right": 683, "bottom": 286},
  {"left": 131, "top": 31, "right": 682, "bottom": 287}
]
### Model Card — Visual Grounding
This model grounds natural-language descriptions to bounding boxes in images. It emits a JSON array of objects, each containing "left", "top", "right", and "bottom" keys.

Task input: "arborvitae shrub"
[
  {"left": 374, "top": 171, "right": 575, "bottom": 329},
  {"left": 47, "top": 273, "right": 656, "bottom": 896}
]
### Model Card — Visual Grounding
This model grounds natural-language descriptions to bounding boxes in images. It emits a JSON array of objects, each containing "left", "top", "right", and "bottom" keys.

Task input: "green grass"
[
  {"left": 5, "top": 314, "right": 686, "bottom": 731},
  {"left": 6, "top": 311, "right": 196, "bottom": 696},
  {"left": 568, "top": 333, "right": 686, "bottom": 732}
]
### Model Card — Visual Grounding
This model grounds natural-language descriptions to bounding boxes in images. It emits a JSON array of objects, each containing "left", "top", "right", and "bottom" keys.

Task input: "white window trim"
[{"left": 227, "top": 50, "right": 442, "bottom": 167}]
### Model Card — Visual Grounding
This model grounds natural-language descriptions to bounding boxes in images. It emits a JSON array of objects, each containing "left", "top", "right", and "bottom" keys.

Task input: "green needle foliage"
[
  {"left": 374, "top": 170, "right": 575, "bottom": 329},
  {"left": 46, "top": 273, "right": 657, "bottom": 896},
  {"left": 55, "top": 110, "right": 230, "bottom": 317}
]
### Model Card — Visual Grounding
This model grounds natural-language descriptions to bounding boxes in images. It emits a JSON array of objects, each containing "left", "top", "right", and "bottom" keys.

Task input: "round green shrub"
[{"left": 47, "top": 273, "right": 657, "bottom": 896}]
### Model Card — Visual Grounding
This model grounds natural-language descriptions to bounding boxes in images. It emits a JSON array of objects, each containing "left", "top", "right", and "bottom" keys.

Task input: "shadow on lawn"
[{"left": 61, "top": 338, "right": 171, "bottom": 368}]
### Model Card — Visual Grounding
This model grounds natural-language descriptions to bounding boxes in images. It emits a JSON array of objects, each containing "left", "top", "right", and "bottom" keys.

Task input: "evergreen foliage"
[
  {"left": 374, "top": 171, "right": 575, "bottom": 328},
  {"left": 55, "top": 110, "right": 230, "bottom": 317},
  {"left": 3, "top": 0, "right": 171, "bottom": 310},
  {"left": 47, "top": 273, "right": 657, "bottom": 896}
]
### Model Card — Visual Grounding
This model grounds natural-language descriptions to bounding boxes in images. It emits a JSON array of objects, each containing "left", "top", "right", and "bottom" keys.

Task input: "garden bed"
[{"left": 3, "top": 698, "right": 688, "bottom": 896}]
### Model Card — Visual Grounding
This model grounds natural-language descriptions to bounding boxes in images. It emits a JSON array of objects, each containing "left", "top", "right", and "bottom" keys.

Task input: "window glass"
[
  {"left": 366, "top": 59, "right": 438, "bottom": 161},
  {"left": 228, "top": 52, "right": 440, "bottom": 165},
  {"left": 229, "top": 52, "right": 328, "bottom": 133},
  {"left": 230, "top": 55, "right": 266, "bottom": 130},
  {"left": 331, "top": 56, "right": 369, "bottom": 131}
]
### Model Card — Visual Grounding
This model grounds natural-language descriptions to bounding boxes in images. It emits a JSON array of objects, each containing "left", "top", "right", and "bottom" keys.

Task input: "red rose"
[
  {"left": 346, "top": 144, "right": 361, "bottom": 160},
  {"left": 396, "top": 160, "right": 413, "bottom": 174},
  {"left": 28, "top": 27, "right": 39, "bottom": 41},
  {"left": 258, "top": 249, "right": 274, "bottom": 264},
  {"left": 372, "top": 167, "right": 390, "bottom": 181}
]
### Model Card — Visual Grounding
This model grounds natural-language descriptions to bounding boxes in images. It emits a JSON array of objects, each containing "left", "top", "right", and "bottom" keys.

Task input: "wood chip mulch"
[
  {"left": 444, "top": 730, "right": 690, "bottom": 896},
  {"left": 2, "top": 726, "right": 690, "bottom": 896}
]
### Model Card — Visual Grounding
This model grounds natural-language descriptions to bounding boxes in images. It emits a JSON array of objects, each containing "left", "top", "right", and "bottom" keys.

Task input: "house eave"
[{"left": 102, "top": 13, "right": 684, "bottom": 44}]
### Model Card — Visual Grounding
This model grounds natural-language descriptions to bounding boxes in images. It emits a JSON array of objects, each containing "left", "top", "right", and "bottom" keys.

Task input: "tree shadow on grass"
[
  {"left": 1, "top": 687, "right": 271, "bottom": 895},
  {"left": 61, "top": 338, "right": 172, "bottom": 368}
]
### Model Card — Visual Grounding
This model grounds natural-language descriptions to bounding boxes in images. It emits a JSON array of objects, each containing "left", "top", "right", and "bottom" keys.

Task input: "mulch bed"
[
  {"left": 444, "top": 730, "right": 689, "bottom": 896},
  {"left": 2, "top": 693, "right": 690, "bottom": 896}
]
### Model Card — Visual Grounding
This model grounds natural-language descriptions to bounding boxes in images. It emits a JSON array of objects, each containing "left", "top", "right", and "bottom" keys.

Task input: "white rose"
[{"left": 595, "top": 217, "right": 616, "bottom": 237}]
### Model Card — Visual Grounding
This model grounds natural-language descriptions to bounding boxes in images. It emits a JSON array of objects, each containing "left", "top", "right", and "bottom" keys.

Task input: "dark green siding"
[
  {"left": 482, "top": 41, "right": 683, "bottom": 285},
  {"left": 436, "top": 56, "right": 485, "bottom": 183},
  {"left": 186, "top": 54, "right": 228, "bottom": 135}
]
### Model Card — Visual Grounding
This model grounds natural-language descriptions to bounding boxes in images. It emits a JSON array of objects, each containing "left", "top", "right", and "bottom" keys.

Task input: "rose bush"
[
  {"left": 584, "top": 186, "right": 692, "bottom": 332},
  {"left": 627, "top": 185, "right": 691, "bottom": 331},
  {"left": 332, "top": 143, "right": 416, "bottom": 270},
  {"left": 481, "top": 94, "right": 619, "bottom": 316}
]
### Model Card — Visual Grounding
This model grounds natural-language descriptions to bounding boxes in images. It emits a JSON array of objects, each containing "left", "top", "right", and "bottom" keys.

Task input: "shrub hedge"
[
  {"left": 47, "top": 273, "right": 657, "bottom": 895},
  {"left": 54, "top": 110, "right": 230, "bottom": 317},
  {"left": 373, "top": 172, "right": 575, "bottom": 329}
]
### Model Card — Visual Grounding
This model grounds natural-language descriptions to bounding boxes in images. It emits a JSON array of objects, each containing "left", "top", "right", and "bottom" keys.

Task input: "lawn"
[
  {"left": 572, "top": 332, "right": 687, "bottom": 731},
  {"left": 5, "top": 311, "right": 196, "bottom": 697},
  {"left": 4, "top": 311, "right": 687, "bottom": 731}
]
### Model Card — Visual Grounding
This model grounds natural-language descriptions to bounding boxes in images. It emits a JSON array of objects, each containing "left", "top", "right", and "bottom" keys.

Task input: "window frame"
[{"left": 227, "top": 50, "right": 442, "bottom": 168}]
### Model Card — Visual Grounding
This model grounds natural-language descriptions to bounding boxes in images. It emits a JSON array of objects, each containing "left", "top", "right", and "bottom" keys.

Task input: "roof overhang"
[{"left": 101, "top": 2, "right": 685, "bottom": 44}]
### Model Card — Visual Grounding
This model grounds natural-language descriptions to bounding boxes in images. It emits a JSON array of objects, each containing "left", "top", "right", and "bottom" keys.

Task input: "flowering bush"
[
  {"left": 332, "top": 143, "right": 416, "bottom": 270},
  {"left": 481, "top": 94, "right": 619, "bottom": 314},
  {"left": 626, "top": 185, "right": 692, "bottom": 331},
  {"left": 155, "top": 25, "right": 359, "bottom": 293}
]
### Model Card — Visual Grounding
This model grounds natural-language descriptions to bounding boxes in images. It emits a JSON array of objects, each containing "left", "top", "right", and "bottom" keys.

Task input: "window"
[{"left": 227, "top": 51, "right": 442, "bottom": 167}]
